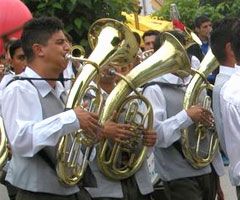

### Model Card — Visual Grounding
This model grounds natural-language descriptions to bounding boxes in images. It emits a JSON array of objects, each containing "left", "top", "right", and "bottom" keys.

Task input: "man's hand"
[
  {"left": 0, "top": 64, "right": 5, "bottom": 81},
  {"left": 143, "top": 130, "right": 157, "bottom": 147},
  {"left": 74, "top": 101, "right": 99, "bottom": 137},
  {"left": 7, "top": 142, "right": 12, "bottom": 159},
  {"left": 186, "top": 105, "right": 214, "bottom": 125},
  {"left": 102, "top": 119, "right": 133, "bottom": 143}
]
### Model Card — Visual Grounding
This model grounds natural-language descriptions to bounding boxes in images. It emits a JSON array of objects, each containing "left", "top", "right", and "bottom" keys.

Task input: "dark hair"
[
  {"left": 194, "top": 15, "right": 210, "bottom": 28},
  {"left": 21, "top": 16, "right": 64, "bottom": 62},
  {"left": 142, "top": 30, "right": 160, "bottom": 41},
  {"left": 153, "top": 34, "right": 162, "bottom": 52},
  {"left": 211, "top": 17, "right": 240, "bottom": 64},
  {"left": 154, "top": 31, "right": 185, "bottom": 52},
  {"left": 4, "top": 39, "right": 16, "bottom": 52},
  {"left": 166, "top": 30, "right": 186, "bottom": 46},
  {"left": 231, "top": 24, "right": 240, "bottom": 62},
  {"left": 133, "top": 32, "right": 141, "bottom": 46},
  {"left": 64, "top": 31, "right": 73, "bottom": 44},
  {"left": 9, "top": 40, "right": 22, "bottom": 58}
]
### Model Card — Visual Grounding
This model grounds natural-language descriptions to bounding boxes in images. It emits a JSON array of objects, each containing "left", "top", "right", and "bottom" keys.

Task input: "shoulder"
[
  {"left": 143, "top": 81, "right": 164, "bottom": 94},
  {"left": 221, "top": 75, "right": 240, "bottom": 106},
  {"left": 3, "top": 77, "right": 37, "bottom": 97},
  {"left": 187, "top": 44, "right": 200, "bottom": 51}
]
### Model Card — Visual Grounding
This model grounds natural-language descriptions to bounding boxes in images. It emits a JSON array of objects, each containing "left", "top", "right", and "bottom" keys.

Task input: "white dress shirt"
[
  {"left": 213, "top": 65, "right": 235, "bottom": 155},
  {"left": 0, "top": 72, "right": 15, "bottom": 114},
  {"left": 191, "top": 55, "right": 201, "bottom": 70},
  {"left": 63, "top": 61, "right": 75, "bottom": 92},
  {"left": 1, "top": 67, "right": 80, "bottom": 157},
  {"left": 218, "top": 65, "right": 236, "bottom": 77},
  {"left": 143, "top": 73, "right": 193, "bottom": 148},
  {"left": 220, "top": 64, "right": 240, "bottom": 185}
]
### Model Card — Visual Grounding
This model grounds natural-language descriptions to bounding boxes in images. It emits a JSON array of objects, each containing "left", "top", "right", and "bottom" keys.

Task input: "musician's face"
[
  {"left": 196, "top": 21, "right": 212, "bottom": 41},
  {"left": 41, "top": 30, "right": 70, "bottom": 73},
  {"left": 143, "top": 35, "right": 156, "bottom": 51},
  {"left": 100, "top": 65, "right": 116, "bottom": 84},
  {"left": 9, "top": 47, "right": 26, "bottom": 74}
]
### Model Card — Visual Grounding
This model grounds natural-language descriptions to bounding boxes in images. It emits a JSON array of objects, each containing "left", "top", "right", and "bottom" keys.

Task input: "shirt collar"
[
  {"left": 24, "top": 67, "right": 65, "bottom": 98},
  {"left": 235, "top": 64, "right": 240, "bottom": 72},
  {"left": 219, "top": 65, "right": 235, "bottom": 76}
]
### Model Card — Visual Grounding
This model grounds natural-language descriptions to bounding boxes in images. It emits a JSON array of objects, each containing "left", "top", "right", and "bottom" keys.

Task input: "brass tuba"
[
  {"left": 181, "top": 49, "right": 219, "bottom": 168},
  {"left": 56, "top": 18, "right": 139, "bottom": 186},
  {"left": 0, "top": 117, "right": 9, "bottom": 169},
  {"left": 97, "top": 32, "right": 191, "bottom": 180}
]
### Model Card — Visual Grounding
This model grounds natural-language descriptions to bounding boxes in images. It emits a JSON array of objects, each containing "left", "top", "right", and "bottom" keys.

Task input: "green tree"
[
  {"left": 22, "top": 0, "right": 137, "bottom": 52},
  {"left": 200, "top": 0, "right": 232, "bottom": 6},
  {"left": 154, "top": 0, "right": 240, "bottom": 28}
]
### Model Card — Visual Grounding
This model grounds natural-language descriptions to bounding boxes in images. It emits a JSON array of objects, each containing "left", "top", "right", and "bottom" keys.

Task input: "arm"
[
  {"left": 143, "top": 85, "right": 193, "bottom": 148},
  {"left": 221, "top": 100, "right": 240, "bottom": 171},
  {"left": 2, "top": 82, "right": 80, "bottom": 157}
]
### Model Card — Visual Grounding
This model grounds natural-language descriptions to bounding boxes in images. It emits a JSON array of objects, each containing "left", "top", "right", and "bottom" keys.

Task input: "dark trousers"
[
  {"left": 93, "top": 176, "right": 152, "bottom": 200},
  {"left": 0, "top": 170, "right": 18, "bottom": 200},
  {"left": 16, "top": 188, "right": 92, "bottom": 200},
  {"left": 236, "top": 186, "right": 240, "bottom": 200},
  {"left": 163, "top": 170, "right": 219, "bottom": 200}
]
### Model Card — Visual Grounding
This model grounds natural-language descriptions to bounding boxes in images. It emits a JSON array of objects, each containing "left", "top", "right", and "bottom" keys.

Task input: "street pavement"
[{"left": 0, "top": 166, "right": 237, "bottom": 200}]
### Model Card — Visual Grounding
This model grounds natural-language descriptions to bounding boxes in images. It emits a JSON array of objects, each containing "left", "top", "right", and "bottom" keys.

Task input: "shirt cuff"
[
  {"left": 176, "top": 110, "right": 193, "bottom": 129},
  {"left": 61, "top": 109, "right": 80, "bottom": 133}
]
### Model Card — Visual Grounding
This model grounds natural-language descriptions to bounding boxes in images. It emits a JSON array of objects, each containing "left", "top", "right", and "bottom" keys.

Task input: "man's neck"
[
  {"left": 28, "top": 62, "right": 60, "bottom": 88},
  {"left": 197, "top": 34, "right": 209, "bottom": 43}
]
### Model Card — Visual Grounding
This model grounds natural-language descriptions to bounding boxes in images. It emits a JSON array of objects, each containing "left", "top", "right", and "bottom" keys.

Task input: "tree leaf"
[
  {"left": 74, "top": 18, "right": 82, "bottom": 29},
  {"left": 53, "top": 2, "right": 63, "bottom": 9},
  {"left": 37, "top": 3, "right": 46, "bottom": 9}
]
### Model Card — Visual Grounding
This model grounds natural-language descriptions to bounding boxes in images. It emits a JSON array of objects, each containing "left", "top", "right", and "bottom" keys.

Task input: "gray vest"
[
  {"left": 6, "top": 79, "right": 79, "bottom": 195},
  {"left": 152, "top": 82, "right": 224, "bottom": 181},
  {"left": 86, "top": 151, "right": 153, "bottom": 198},
  {"left": 86, "top": 91, "right": 153, "bottom": 198},
  {"left": 213, "top": 73, "right": 231, "bottom": 155}
]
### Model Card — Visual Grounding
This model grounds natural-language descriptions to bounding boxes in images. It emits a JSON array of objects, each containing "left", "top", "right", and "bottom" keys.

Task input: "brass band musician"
[
  {"left": 0, "top": 16, "right": 99, "bottom": 200},
  {"left": 142, "top": 30, "right": 224, "bottom": 200}
]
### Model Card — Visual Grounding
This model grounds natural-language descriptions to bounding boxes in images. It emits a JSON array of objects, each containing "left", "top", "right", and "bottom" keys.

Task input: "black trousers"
[
  {"left": 93, "top": 176, "right": 152, "bottom": 200},
  {"left": 0, "top": 170, "right": 18, "bottom": 200},
  {"left": 236, "top": 186, "right": 240, "bottom": 200},
  {"left": 16, "top": 188, "right": 92, "bottom": 200},
  {"left": 162, "top": 169, "right": 219, "bottom": 200}
]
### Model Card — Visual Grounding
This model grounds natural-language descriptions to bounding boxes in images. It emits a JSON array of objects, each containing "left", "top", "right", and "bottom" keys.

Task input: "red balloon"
[{"left": 0, "top": 0, "right": 32, "bottom": 55}]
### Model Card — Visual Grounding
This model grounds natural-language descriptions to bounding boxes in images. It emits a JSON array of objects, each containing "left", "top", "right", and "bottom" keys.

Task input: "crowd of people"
[{"left": 0, "top": 13, "right": 240, "bottom": 200}]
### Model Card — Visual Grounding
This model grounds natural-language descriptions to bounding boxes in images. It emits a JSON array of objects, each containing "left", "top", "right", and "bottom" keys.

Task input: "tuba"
[
  {"left": 56, "top": 18, "right": 139, "bottom": 186},
  {"left": 97, "top": 32, "right": 191, "bottom": 180},
  {"left": 0, "top": 117, "right": 9, "bottom": 169},
  {"left": 181, "top": 49, "right": 219, "bottom": 168}
]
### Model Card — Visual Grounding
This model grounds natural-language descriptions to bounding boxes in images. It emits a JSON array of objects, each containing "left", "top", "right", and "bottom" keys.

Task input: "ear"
[
  {"left": 32, "top": 43, "right": 45, "bottom": 57},
  {"left": 195, "top": 27, "right": 200, "bottom": 34},
  {"left": 225, "top": 42, "right": 234, "bottom": 57}
]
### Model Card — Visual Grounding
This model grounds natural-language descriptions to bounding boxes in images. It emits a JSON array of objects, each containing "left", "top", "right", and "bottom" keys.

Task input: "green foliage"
[
  {"left": 22, "top": 0, "right": 136, "bottom": 52},
  {"left": 153, "top": 0, "right": 199, "bottom": 28},
  {"left": 154, "top": 0, "right": 240, "bottom": 28}
]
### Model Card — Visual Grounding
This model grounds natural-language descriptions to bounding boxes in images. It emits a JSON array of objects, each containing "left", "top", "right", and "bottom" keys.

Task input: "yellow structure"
[{"left": 122, "top": 12, "right": 172, "bottom": 41}]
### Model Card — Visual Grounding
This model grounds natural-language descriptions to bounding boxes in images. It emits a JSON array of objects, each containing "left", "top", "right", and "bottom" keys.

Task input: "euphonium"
[
  {"left": 97, "top": 32, "right": 191, "bottom": 180},
  {"left": 184, "top": 27, "right": 202, "bottom": 48},
  {"left": 56, "top": 18, "right": 139, "bottom": 186},
  {"left": 181, "top": 49, "right": 219, "bottom": 168},
  {"left": 0, "top": 117, "right": 9, "bottom": 169}
]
